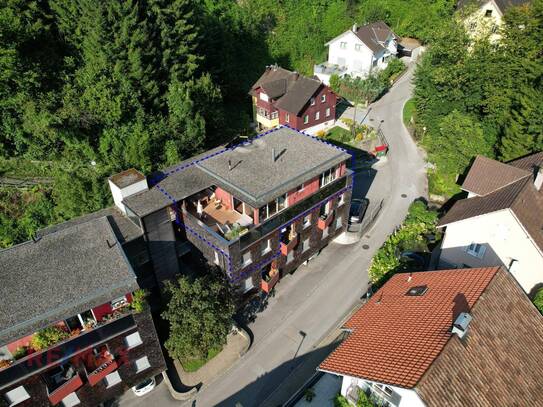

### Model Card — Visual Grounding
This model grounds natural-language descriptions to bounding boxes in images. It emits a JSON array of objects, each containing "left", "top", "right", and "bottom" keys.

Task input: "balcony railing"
[
  {"left": 280, "top": 233, "right": 299, "bottom": 255},
  {"left": 0, "top": 313, "right": 136, "bottom": 389},
  {"left": 47, "top": 372, "right": 83, "bottom": 405},
  {"left": 87, "top": 356, "right": 118, "bottom": 386},
  {"left": 318, "top": 211, "right": 334, "bottom": 230}
]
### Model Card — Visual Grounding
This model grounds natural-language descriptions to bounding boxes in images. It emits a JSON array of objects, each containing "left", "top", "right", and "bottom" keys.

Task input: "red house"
[{"left": 249, "top": 65, "right": 337, "bottom": 134}]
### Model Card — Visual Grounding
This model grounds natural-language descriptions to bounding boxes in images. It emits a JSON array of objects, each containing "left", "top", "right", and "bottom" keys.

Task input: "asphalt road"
[{"left": 119, "top": 61, "right": 426, "bottom": 407}]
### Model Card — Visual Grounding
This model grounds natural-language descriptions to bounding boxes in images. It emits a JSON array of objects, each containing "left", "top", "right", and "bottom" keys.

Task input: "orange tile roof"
[{"left": 319, "top": 267, "right": 500, "bottom": 388}]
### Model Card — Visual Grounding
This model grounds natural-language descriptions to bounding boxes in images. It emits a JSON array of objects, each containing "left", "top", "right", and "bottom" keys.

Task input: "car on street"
[
  {"left": 348, "top": 198, "right": 369, "bottom": 229},
  {"left": 131, "top": 377, "right": 156, "bottom": 397}
]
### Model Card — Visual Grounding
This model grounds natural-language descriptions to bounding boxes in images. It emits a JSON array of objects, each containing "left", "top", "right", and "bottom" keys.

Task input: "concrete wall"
[
  {"left": 440, "top": 209, "right": 543, "bottom": 294},
  {"left": 339, "top": 374, "right": 425, "bottom": 407}
]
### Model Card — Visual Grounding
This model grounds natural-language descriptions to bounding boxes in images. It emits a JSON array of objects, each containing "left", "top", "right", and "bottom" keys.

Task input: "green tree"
[{"left": 162, "top": 269, "right": 236, "bottom": 361}]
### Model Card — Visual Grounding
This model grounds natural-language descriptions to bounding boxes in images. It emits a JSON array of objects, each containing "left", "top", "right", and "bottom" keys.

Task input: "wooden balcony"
[
  {"left": 318, "top": 212, "right": 334, "bottom": 230},
  {"left": 48, "top": 372, "right": 83, "bottom": 406}
]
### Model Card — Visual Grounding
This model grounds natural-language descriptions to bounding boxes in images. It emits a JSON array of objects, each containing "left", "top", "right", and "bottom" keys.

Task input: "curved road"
[{"left": 120, "top": 61, "right": 427, "bottom": 407}]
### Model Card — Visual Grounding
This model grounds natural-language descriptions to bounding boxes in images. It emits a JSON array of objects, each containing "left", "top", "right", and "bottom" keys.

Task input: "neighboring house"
[
  {"left": 249, "top": 65, "right": 337, "bottom": 134},
  {"left": 319, "top": 267, "right": 543, "bottom": 406},
  {"left": 438, "top": 153, "right": 543, "bottom": 294},
  {"left": 314, "top": 21, "right": 398, "bottom": 85},
  {"left": 113, "top": 126, "right": 353, "bottom": 296},
  {"left": 0, "top": 218, "right": 165, "bottom": 406},
  {"left": 457, "top": 0, "right": 530, "bottom": 40}
]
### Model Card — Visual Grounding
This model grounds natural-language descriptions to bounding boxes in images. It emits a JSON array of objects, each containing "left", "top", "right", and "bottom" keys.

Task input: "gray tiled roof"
[
  {"left": 354, "top": 21, "right": 396, "bottom": 54},
  {"left": 0, "top": 217, "right": 138, "bottom": 345},
  {"left": 198, "top": 127, "right": 350, "bottom": 207}
]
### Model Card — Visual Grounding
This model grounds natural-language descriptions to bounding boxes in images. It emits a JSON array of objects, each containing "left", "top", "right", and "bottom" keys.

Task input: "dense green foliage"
[
  {"left": 533, "top": 288, "right": 543, "bottom": 315},
  {"left": 162, "top": 268, "right": 235, "bottom": 362},
  {"left": 31, "top": 326, "right": 69, "bottom": 351},
  {"left": 369, "top": 201, "right": 438, "bottom": 285},
  {"left": 414, "top": 1, "right": 543, "bottom": 195},
  {"left": 334, "top": 390, "right": 375, "bottom": 407}
]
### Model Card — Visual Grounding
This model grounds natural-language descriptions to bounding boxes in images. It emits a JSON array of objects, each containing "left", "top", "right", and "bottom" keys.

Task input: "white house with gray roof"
[{"left": 314, "top": 21, "right": 398, "bottom": 85}]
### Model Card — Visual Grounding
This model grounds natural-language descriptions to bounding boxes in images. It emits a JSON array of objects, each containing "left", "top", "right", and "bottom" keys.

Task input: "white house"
[
  {"left": 457, "top": 0, "right": 530, "bottom": 41},
  {"left": 319, "top": 267, "right": 543, "bottom": 406},
  {"left": 438, "top": 153, "right": 543, "bottom": 295},
  {"left": 314, "top": 21, "right": 398, "bottom": 85}
]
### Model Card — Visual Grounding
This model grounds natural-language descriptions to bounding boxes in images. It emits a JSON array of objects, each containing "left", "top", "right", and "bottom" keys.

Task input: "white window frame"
[
  {"left": 310, "top": 98, "right": 315, "bottom": 106},
  {"left": 104, "top": 371, "right": 122, "bottom": 388},
  {"left": 338, "top": 193, "right": 345, "bottom": 206},
  {"left": 302, "top": 238, "right": 310, "bottom": 252},
  {"left": 320, "top": 166, "right": 337, "bottom": 188},
  {"left": 259, "top": 92, "right": 269, "bottom": 102},
  {"left": 340, "top": 41, "right": 347, "bottom": 49},
  {"left": 124, "top": 331, "right": 143, "bottom": 349},
  {"left": 315, "top": 111, "right": 320, "bottom": 121},
  {"left": 261, "top": 239, "right": 272, "bottom": 256},
  {"left": 336, "top": 217, "right": 343, "bottom": 229},
  {"left": 260, "top": 193, "right": 289, "bottom": 221},
  {"left": 285, "top": 113, "right": 290, "bottom": 123},
  {"left": 243, "top": 276, "right": 254, "bottom": 292},
  {"left": 321, "top": 94, "right": 326, "bottom": 103},
  {"left": 4, "top": 386, "right": 30, "bottom": 405},
  {"left": 242, "top": 251, "right": 252, "bottom": 267},
  {"left": 303, "top": 115, "right": 309, "bottom": 124},
  {"left": 303, "top": 214, "right": 312, "bottom": 229},
  {"left": 214, "top": 251, "right": 220, "bottom": 265},
  {"left": 322, "top": 226, "right": 329, "bottom": 239},
  {"left": 355, "top": 44, "right": 362, "bottom": 51},
  {"left": 325, "top": 107, "right": 331, "bottom": 117},
  {"left": 466, "top": 243, "right": 486, "bottom": 259},
  {"left": 134, "top": 356, "right": 151, "bottom": 373},
  {"left": 271, "top": 110, "right": 278, "bottom": 119}
]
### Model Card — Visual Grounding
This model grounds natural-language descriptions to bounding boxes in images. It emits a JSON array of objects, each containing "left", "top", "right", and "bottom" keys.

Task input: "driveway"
[{"left": 119, "top": 61, "right": 426, "bottom": 407}]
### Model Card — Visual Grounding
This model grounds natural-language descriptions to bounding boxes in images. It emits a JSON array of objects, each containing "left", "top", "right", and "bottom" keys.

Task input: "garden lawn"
[
  {"left": 180, "top": 345, "right": 222, "bottom": 372},
  {"left": 325, "top": 126, "right": 352, "bottom": 143}
]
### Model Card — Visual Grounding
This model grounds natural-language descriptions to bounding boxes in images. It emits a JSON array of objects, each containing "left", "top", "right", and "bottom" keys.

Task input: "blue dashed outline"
[{"left": 152, "top": 125, "right": 355, "bottom": 285}]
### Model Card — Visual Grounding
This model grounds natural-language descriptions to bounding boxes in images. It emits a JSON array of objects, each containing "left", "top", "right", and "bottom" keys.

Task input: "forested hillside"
[
  {"left": 414, "top": 1, "right": 543, "bottom": 195},
  {"left": 3, "top": 0, "right": 542, "bottom": 246}
]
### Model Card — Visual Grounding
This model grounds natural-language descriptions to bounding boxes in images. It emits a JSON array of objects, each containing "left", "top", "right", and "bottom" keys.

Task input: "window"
[
  {"left": 302, "top": 238, "right": 310, "bottom": 252},
  {"left": 322, "top": 227, "right": 329, "bottom": 239},
  {"left": 277, "top": 194, "right": 287, "bottom": 211},
  {"left": 355, "top": 44, "right": 362, "bottom": 51},
  {"left": 491, "top": 24, "right": 498, "bottom": 33},
  {"left": 261, "top": 239, "right": 272, "bottom": 255},
  {"left": 104, "top": 371, "right": 122, "bottom": 388},
  {"left": 134, "top": 356, "right": 151, "bottom": 373},
  {"left": 242, "top": 251, "right": 252, "bottom": 267},
  {"left": 325, "top": 107, "right": 331, "bottom": 117},
  {"left": 315, "top": 111, "right": 320, "bottom": 121},
  {"left": 466, "top": 243, "right": 486, "bottom": 259},
  {"left": 61, "top": 392, "right": 80, "bottom": 407},
  {"left": 320, "top": 166, "right": 337, "bottom": 187},
  {"left": 303, "top": 214, "right": 312, "bottom": 228},
  {"left": 243, "top": 276, "right": 254, "bottom": 292},
  {"left": 310, "top": 98, "right": 315, "bottom": 106},
  {"left": 286, "top": 251, "right": 294, "bottom": 263},
  {"left": 321, "top": 94, "right": 326, "bottom": 103},
  {"left": 372, "top": 59, "right": 377, "bottom": 67},
  {"left": 111, "top": 295, "right": 128, "bottom": 309},
  {"left": 259, "top": 194, "right": 288, "bottom": 221},
  {"left": 259, "top": 92, "right": 269, "bottom": 101},
  {"left": 485, "top": 9, "right": 492, "bottom": 17},
  {"left": 271, "top": 111, "right": 278, "bottom": 119},
  {"left": 338, "top": 193, "right": 345, "bottom": 206},
  {"left": 285, "top": 113, "right": 290, "bottom": 123},
  {"left": 340, "top": 42, "right": 347, "bottom": 49},
  {"left": 214, "top": 251, "right": 220, "bottom": 265},
  {"left": 303, "top": 115, "right": 309, "bottom": 124},
  {"left": 125, "top": 332, "right": 143, "bottom": 349},
  {"left": 297, "top": 183, "right": 305, "bottom": 192},
  {"left": 4, "top": 387, "right": 30, "bottom": 405}
]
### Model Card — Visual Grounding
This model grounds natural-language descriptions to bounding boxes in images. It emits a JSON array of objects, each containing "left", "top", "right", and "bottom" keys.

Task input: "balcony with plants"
[
  {"left": 260, "top": 262, "right": 280, "bottom": 294},
  {"left": 0, "top": 290, "right": 147, "bottom": 388},
  {"left": 83, "top": 345, "right": 118, "bottom": 386}
]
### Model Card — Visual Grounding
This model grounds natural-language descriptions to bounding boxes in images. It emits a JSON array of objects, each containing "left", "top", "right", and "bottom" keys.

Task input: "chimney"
[
  {"left": 108, "top": 168, "right": 148, "bottom": 214},
  {"left": 452, "top": 312, "right": 472, "bottom": 339},
  {"left": 352, "top": 23, "right": 357, "bottom": 32},
  {"left": 534, "top": 167, "right": 543, "bottom": 191}
]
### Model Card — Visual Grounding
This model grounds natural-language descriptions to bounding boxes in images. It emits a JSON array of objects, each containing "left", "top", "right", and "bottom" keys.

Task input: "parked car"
[
  {"left": 349, "top": 198, "right": 369, "bottom": 226},
  {"left": 131, "top": 377, "right": 156, "bottom": 396}
]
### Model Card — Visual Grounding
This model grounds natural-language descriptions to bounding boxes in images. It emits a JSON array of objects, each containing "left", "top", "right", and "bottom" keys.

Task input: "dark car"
[{"left": 349, "top": 198, "right": 369, "bottom": 225}]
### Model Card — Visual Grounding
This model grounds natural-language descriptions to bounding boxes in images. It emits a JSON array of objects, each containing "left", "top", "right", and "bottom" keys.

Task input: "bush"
[
  {"left": 378, "top": 58, "right": 406, "bottom": 84},
  {"left": 533, "top": 288, "right": 543, "bottom": 314},
  {"left": 12, "top": 346, "right": 29, "bottom": 360},
  {"left": 131, "top": 289, "right": 147, "bottom": 313},
  {"left": 369, "top": 201, "right": 438, "bottom": 285},
  {"left": 31, "top": 326, "right": 69, "bottom": 351}
]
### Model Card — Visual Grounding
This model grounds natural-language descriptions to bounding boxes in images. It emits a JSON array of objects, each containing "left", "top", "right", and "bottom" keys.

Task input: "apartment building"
[
  {"left": 0, "top": 218, "right": 165, "bottom": 406},
  {"left": 115, "top": 126, "right": 353, "bottom": 295}
]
